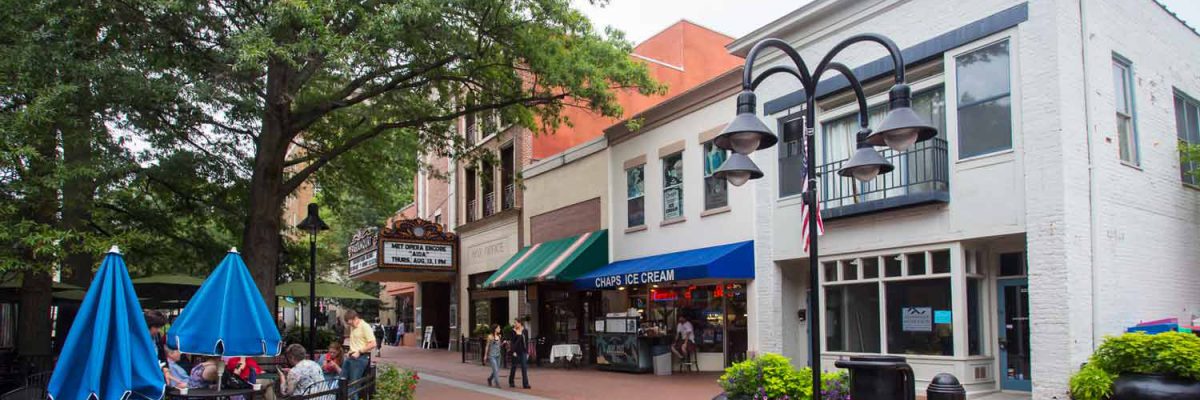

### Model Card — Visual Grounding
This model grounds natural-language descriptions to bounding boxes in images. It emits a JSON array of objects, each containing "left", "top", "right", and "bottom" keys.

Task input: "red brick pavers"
[{"left": 377, "top": 345, "right": 724, "bottom": 400}]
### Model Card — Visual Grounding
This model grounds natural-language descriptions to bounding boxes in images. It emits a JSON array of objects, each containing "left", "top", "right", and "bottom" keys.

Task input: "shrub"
[
  {"left": 376, "top": 365, "right": 419, "bottom": 400},
  {"left": 1069, "top": 332, "right": 1200, "bottom": 400},
  {"left": 718, "top": 353, "right": 850, "bottom": 400},
  {"left": 473, "top": 324, "right": 493, "bottom": 338}
]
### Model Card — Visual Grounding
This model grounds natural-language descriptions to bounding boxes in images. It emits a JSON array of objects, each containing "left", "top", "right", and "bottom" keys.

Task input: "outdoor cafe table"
[{"left": 166, "top": 386, "right": 265, "bottom": 400}]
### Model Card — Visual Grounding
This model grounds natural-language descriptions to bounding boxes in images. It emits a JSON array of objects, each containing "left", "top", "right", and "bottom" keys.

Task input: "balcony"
[
  {"left": 467, "top": 199, "right": 477, "bottom": 222},
  {"left": 483, "top": 192, "right": 496, "bottom": 217},
  {"left": 818, "top": 138, "right": 949, "bottom": 220},
  {"left": 502, "top": 183, "right": 515, "bottom": 210},
  {"left": 465, "top": 122, "right": 477, "bottom": 145}
]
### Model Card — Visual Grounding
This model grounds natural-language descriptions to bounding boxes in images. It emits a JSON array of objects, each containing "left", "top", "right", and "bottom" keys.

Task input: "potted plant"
[
  {"left": 376, "top": 365, "right": 419, "bottom": 400},
  {"left": 716, "top": 353, "right": 850, "bottom": 400},
  {"left": 1069, "top": 331, "right": 1200, "bottom": 399}
]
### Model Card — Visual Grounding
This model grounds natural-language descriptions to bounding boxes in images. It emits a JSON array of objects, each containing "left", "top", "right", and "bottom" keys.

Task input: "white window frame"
[
  {"left": 1112, "top": 54, "right": 1140, "bottom": 166},
  {"left": 818, "top": 243, "right": 986, "bottom": 360},
  {"left": 626, "top": 165, "right": 646, "bottom": 228},
  {"left": 661, "top": 152, "right": 685, "bottom": 221},
  {"left": 945, "top": 32, "right": 1021, "bottom": 164},
  {"left": 701, "top": 141, "right": 729, "bottom": 211}
]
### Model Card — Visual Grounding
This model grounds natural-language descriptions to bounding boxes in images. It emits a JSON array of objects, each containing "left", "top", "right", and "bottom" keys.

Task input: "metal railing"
[
  {"left": 466, "top": 199, "right": 477, "bottom": 222},
  {"left": 483, "top": 192, "right": 496, "bottom": 217},
  {"left": 818, "top": 138, "right": 949, "bottom": 211},
  {"left": 502, "top": 184, "right": 515, "bottom": 210}
]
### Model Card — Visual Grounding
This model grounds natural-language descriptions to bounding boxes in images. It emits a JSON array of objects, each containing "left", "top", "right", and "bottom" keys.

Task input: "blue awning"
[{"left": 574, "top": 241, "right": 754, "bottom": 289}]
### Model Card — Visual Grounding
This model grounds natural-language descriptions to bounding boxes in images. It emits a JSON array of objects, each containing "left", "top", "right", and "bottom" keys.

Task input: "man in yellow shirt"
[{"left": 342, "top": 310, "right": 376, "bottom": 384}]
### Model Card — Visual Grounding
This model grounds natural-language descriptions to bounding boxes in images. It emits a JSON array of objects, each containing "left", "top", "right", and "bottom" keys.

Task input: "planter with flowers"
[
  {"left": 377, "top": 365, "right": 420, "bottom": 400},
  {"left": 716, "top": 353, "right": 849, "bottom": 400},
  {"left": 1069, "top": 331, "right": 1200, "bottom": 400}
]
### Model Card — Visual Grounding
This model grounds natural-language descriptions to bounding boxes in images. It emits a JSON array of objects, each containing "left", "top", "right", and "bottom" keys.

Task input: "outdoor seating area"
[{"left": 0, "top": 246, "right": 385, "bottom": 400}]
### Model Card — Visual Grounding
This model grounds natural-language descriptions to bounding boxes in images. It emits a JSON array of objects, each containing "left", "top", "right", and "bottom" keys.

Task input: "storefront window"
[
  {"left": 968, "top": 278, "right": 984, "bottom": 355},
  {"left": 886, "top": 278, "right": 953, "bottom": 356},
  {"left": 826, "top": 283, "right": 881, "bottom": 353}
]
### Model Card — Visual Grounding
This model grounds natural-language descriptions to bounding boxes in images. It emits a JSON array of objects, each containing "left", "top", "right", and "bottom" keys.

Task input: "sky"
[{"left": 574, "top": 0, "right": 1200, "bottom": 45}]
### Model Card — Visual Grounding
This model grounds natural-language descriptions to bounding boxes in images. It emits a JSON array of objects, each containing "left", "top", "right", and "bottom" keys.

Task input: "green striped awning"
[{"left": 482, "top": 229, "right": 608, "bottom": 289}]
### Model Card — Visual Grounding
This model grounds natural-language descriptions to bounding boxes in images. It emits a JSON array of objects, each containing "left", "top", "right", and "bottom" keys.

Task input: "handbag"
[{"left": 220, "top": 369, "right": 253, "bottom": 390}]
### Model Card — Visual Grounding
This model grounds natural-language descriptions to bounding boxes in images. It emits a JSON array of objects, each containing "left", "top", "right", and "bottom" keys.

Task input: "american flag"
[{"left": 800, "top": 193, "right": 824, "bottom": 252}]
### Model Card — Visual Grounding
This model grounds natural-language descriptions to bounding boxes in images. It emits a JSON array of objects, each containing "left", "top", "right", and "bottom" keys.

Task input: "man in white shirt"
[{"left": 671, "top": 315, "right": 695, "bottom": 359}]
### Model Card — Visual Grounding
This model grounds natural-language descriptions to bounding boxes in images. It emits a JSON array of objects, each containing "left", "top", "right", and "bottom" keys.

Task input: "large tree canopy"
[{"left": 111, "top": 0, "right": 663, "bottom": 308}]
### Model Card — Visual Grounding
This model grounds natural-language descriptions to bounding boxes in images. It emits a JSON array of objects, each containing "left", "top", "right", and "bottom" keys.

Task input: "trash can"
[
  {"left": 834, "top": 355, "right": 916, "bottom": 400},
  {"left": 652, "top": 345, "right": 672, "bottom": 376}
]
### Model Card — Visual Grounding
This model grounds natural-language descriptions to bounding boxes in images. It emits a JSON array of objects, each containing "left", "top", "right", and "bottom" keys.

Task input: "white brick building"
[{"left": 710, "top": 0, "right": 1200, "bottom": 398}]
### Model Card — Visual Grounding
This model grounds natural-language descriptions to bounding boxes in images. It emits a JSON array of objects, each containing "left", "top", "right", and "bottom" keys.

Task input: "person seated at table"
[
  {"left": 225, "top": 356, "right": 263, "bottom": 383},
  {"left": 671, "top": 315, "right": 695, "bottom": 359},
  {"left": 187, "top": 356, "right": 222, "bottom": 389},
  {"left": 162, "top": 348, "right": 189, "bottom": 389},
  {"left": 279, "top": 344, "right": 325, "bottom": 397},
  {"left": 322, "top": 342, "right": 344, "bottom": 379}
]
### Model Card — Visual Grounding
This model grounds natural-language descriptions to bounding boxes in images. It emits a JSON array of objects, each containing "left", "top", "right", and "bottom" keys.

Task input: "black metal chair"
[{"left": 0, "top": 372, "right": 51, "bottom": 400}]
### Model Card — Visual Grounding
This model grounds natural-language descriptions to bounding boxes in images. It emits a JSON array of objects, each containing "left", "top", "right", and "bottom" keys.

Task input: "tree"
[{"left": 116, "top": 0, "right": 663, "bottom": 309}]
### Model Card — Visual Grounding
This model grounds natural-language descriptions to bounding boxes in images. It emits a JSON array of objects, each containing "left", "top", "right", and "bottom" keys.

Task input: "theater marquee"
[{"left": 348, "top": 218, "right": 457, "bottom": 282}]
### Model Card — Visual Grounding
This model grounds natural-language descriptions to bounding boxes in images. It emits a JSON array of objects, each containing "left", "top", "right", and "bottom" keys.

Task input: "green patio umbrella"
[
  {"left": 0, "top": 276, "right": 82, "bottom": 290},
  {"left": 53, "top": 289, "right": 149, "bottom": 302},
  {"left": 133, "top": 273, "right": 205, "bottom": 308},
  {"left": 274, "top": 281, "right": 378, "bottom": 301}
]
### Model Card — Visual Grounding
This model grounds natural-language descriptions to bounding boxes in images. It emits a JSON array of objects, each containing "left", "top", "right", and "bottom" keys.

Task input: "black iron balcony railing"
[
  {"left": 466, "top": 199, "right": 477, "bottom": 222},
  {"left": 818, "top": 138, "right": 949, "bottom": 219},
  {"left": 502, "top": 183, "right": 515, "bottom": 210},
  {"left": 483, "top": 192, "right": 496, "bottom": 217}
]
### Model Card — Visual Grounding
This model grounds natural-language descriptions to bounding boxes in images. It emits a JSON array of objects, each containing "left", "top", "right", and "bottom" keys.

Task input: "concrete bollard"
[{"left": 926, "top": 373, "right": 966, "bottom": 400}]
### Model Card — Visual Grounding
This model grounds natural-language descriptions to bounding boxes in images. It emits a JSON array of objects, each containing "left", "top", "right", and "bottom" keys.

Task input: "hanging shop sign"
[{"left": 347, "top": 218, "right": 457, "bottom": 282}]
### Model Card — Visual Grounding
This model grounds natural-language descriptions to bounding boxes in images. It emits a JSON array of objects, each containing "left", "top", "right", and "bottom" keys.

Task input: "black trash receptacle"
[{"left": 833, "top": 355, "right": 916, "bottom": 400}]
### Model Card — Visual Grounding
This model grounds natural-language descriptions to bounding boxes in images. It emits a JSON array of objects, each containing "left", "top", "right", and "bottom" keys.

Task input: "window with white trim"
[
  {"left": 662, "top": 152, "right": 684, "bottom": 220},
  {"left": 1113, "top": 56, "right": 1139, "bottom": 164},
  {"left": 702, "top": 141, "right": 728, "bottom": 210},
  {"left": 955, "top": 39, "right": 1013, "bottom": 159}
]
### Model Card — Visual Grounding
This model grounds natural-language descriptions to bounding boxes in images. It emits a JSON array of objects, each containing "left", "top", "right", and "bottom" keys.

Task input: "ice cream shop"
[{"left": 574, "top": 241, "right": 754, "bottom": 373}]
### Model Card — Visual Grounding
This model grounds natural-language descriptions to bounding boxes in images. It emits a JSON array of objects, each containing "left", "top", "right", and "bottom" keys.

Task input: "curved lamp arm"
[
  {"left": 743, "top": 38, "right": 814, "bottom": 91},
  {"left": 824, "top": 62, "right": 870, "bottom": 129},
  {"left": 812, "top": 33, "right": 906, "bottom": 86},
  {"left": 750, "top": 65, "right": 807, "bottom": 91}
]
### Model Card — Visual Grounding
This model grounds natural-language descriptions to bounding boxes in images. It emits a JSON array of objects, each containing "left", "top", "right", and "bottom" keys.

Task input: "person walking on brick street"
[
  {"left": 341, "top": 310, "right": 376, "bottom": 384},
  {"left": 373, "top": 322, "right": 384, "bottom": 357},
  {"left": 485, "top": 324, "right": 503, "bottom": 388},
  {"left": 507, "top": 319, "right": 531, "bottom": 389}
]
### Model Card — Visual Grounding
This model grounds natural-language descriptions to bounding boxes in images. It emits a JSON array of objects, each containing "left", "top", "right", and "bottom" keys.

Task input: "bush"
[
  {"left": 473, "top": 324, "right": 493, "bottom": 338},
  {"left": 376, "top": 365, "right": 419, "bottom": 400},
  {"left": 718, "top": 353, "right": 850, "bottom": 400},
  {"left": 1069, "top": 332, "right": 1200, "bottom": 400},
  {"left": 282, "top": 326, "right": 338, "bottom": 351}
]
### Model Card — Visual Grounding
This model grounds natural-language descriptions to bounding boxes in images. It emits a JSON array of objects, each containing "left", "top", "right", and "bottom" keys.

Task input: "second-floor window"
[
  {"left": 481, "top": 159, "right": 495, "bottom": 217},
  {"left": 1176, "top": 91, "right": 1200, "bottom": 185},
  {"left": 465, "top": 168, "right": 477, "bottom": 222},
  {"left": 501, "top": 145, "right": 515, "bottom": 210},
  {"left": 703, "top": 141, "right": 728, "bottom": 210},
  {"left": 626, "top": 165, "right": 645, "bottom": 227},
  {"left": 955, "top": 39, "right": 1012, "bottom": 159},
  {"left": 662, "top": 152, "right": 684, "bottom": 220},
  {"left": 465, "top": 113, "right": 477, "bottom": 145},
  {"left": 1113, "top": 56, "right": 1139, "bottom": 165}
]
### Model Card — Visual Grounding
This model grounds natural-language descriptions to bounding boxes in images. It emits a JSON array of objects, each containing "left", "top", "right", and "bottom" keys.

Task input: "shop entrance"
[{"left": 998, "top": 277, "right": 1031, "bottom": 391}]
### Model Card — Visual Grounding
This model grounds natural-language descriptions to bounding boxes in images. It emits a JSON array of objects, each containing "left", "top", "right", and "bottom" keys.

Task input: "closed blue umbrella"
[
  {"left": 48, "top": 246, "right": 166, "bottom": 400},
  {"left": 167, "top": 248, "right": 282, "bottom": 356}
]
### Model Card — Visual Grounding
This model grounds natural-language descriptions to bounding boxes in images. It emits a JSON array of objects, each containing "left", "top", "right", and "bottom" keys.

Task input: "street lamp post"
[
  {"left": 296, "top": 203, "right": 329, "bottom": 351},
  {"left": 714, "top": 34, "right": 938, "bottom": 395}
]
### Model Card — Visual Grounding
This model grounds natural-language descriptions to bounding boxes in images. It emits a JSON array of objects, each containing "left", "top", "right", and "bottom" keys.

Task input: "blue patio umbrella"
[
  {"left": 167, "top": 248, "right": 282, "bottom": 357},
  {"left": 48, "top": 246, "right": 166, "bottom": 400}
]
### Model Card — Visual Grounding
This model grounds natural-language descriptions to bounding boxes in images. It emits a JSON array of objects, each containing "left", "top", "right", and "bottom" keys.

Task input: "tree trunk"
[
  {"left": 55, "top": 123, "right": 96, "bottom": 353},
  {"left": 18, "top": 126, "right": 58, "bottom": 358},
  {"left": 243, "top": 58, "right": 295, "bottom": 314}
]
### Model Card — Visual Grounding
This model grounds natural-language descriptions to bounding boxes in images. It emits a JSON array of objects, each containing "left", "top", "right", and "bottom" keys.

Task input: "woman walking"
[
  {"left": 508, "top": 320, "right": 531, "bottom": 389},
  {"left": 485, "top": 325, "right": 503, "bottom": 387}
]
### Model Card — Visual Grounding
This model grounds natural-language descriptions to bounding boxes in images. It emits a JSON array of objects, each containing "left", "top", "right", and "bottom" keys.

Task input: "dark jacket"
[{"left": 509, "top": 330, "right": 528, "bottom": 355}]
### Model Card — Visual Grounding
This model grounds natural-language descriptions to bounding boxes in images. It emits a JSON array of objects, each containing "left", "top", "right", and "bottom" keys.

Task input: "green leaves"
[{"left": 1070, "top": 332, "right": 1200, "bottom": 400}]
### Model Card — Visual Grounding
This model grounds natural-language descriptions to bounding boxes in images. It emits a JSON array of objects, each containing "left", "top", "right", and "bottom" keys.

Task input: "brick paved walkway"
[{"left": 376, "top": 345, "right": 723, "bottom": 400}]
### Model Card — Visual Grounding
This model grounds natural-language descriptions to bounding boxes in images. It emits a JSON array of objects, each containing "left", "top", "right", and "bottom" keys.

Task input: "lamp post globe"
[
  {"left": 866, "top": 84, "right": 939, "bottom": 151},
  {"left": 714, "top": 91, "right": 777, "bottom": 155},
  {"left": 713, "top": 153, "right": 764, "bottom": 187},
  {"left": 839, "top": 129, "right": 895, "bottom": 182}
]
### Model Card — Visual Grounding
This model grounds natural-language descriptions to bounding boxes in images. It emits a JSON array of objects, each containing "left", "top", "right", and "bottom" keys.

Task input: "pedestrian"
[
  {"left": 397, "top": 321, "right": 406, "bottom": 346},
  {"left": 507, "top": 319, "right": 531, "bottom": 389},
  {"left": 373, "top": 322, "right": 384, "bottom": 357},
  {"left": 485, "top": 324, "right": 503, "bottom": 388},
  {"left": 340, "top": 310, "right": 375, "bottom": 383}
]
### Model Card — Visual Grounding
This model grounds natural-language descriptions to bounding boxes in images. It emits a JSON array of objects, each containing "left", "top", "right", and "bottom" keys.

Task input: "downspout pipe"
[{"left": 1077, "top": 0, "right": 1100, "bottom": 350}]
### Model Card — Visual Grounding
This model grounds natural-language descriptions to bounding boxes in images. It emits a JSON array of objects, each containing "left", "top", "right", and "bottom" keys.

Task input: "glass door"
[{"left": 997, "top": 278, "right": 1031, "bottom": 391}]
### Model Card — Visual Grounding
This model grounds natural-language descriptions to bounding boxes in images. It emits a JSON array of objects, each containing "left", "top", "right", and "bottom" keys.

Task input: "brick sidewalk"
[{"left": 376, "top": 345, "right": 723, "bottom": 400}]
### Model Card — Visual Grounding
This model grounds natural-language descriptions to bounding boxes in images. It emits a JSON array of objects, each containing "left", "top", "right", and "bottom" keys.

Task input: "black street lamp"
[
  {"left": 296, "top": 203, "right": 329, "bottom": 351},
  {"left": 714, "top": 34, "right": 938, "bottom": 394}
]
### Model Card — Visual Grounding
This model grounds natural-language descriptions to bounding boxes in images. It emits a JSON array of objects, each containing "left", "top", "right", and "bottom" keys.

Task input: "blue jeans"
[
  {"left": 508, "top": 353, "right": 529, "bottom": 388},
  {"left": 487, "top": 356, "right": 500, "bottom": 385},
  {"left": 342, "top": 354, "right": 370, "bottom": 381}
]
